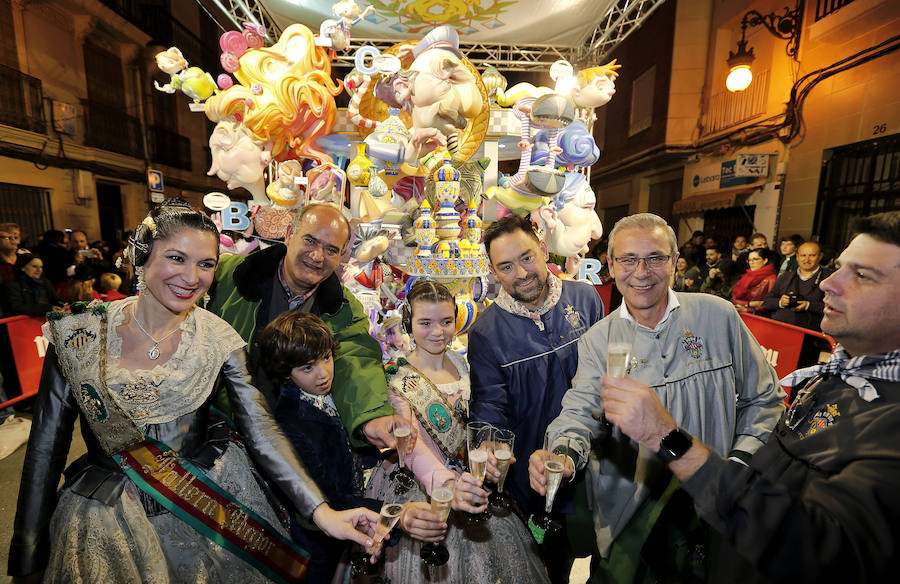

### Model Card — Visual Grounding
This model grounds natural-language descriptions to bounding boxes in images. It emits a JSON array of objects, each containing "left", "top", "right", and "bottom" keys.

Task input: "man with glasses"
[
  {"left": 208, "top": 203, "right": 402, "bottom": 450},
  {"left": 529, "top": 213, "right": 784, "bottom": 582},
  {"left": 0, "top": 223, "right": 22, "bottom": 282},
  {"left": 597, "top": 211, "right": 900, "bottom": 582}
]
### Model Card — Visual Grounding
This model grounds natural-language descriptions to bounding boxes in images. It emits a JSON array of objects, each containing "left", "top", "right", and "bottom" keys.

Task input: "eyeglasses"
[{"left": 613, "top": 255, "right": 671, "bottom": 269}]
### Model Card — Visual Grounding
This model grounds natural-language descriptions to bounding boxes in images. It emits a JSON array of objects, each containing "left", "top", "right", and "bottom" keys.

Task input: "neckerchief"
[
  {"left": 780, "top": 345, "right": 900, "bottom": 402},
  {"left": 278, "top": 260, "right": 319, "bottom": 310},
  {"left": 493, "top": 272, "right": 562, "bottom": 331}
]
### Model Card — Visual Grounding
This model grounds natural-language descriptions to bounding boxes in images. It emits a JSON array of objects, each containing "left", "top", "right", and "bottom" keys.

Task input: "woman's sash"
[
  {"left": 388, "top": 359, "right": 466, "bottom": 463},
  {"left": 46, "top": 306, "right": 309, "bottom": 583}
]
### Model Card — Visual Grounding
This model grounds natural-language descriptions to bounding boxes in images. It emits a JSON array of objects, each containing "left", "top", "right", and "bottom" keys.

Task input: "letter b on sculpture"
[{"left": 222, "top": 202, "right": 251, "bottom": 231}]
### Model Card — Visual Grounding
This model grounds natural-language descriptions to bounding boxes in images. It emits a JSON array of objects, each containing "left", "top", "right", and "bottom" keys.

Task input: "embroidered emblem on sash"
[
  {"left": 80, "top": 383, "right": 109, "bottom": 421},
  {"left": 65, "top": 328, "right": 96, "bottom": 355},
  {"left": 681, "top": 329, "right": 704, "bottom": 359},
  {"left": 806, "top": 403, "right": 840, "bottom": 436},
  {"left": 564, "top": 304, "right": 583, "bottom": 330},
  {"left": 428, "top": 403, "right": 451, "bottom": 432}
]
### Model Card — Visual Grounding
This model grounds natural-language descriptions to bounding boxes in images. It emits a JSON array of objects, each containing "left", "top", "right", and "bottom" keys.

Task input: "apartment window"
[
  {"left": 0, "top": 0, "right": 16, "bottom": 69},
  {"left": 813, "top": 133, "right": 900, "bottom": 253},
  {"left": 0, "top": 182, "right": 52, "bottom": 247},
  {"left": 629, "top": 66, "right": 655, "bottom": 136}
]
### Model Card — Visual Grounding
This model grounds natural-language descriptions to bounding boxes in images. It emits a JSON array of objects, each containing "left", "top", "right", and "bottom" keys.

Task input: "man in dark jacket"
[
  {"left": 763, "top": 241, "right": 827, "bottom": 330},
  {"left": 601, "top": 211, "right": 900, "bottom": 583}
]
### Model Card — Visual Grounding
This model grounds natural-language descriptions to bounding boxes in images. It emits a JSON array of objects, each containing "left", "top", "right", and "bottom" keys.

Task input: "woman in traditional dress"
[
  {"left": 9, "top": 199, "right": 378, "bottom": 584},
  {"left": 368, "top": 279, "right": 550, "bottom": 583}
]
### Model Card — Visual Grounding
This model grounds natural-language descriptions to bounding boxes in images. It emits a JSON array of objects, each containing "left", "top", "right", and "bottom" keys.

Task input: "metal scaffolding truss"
[
  {"left": 574, "top": 0, "right": 669, "bottom": 66},
  {"left": 333, "top": 39, "right": 576, "bottom": 72},
  {"left": 209, "top": 0, "right": 282, "bottom": 41},
  {"left": 207, "top": 0, "right": 668, "bottom": 72}
]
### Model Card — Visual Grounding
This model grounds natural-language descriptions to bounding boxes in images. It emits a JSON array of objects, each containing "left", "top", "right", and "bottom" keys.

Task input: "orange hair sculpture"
[{"left": 205, "top": 24, "right": 342, "bottom": 164}]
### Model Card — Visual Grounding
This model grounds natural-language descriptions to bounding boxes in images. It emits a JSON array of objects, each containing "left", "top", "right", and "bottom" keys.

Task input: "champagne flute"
[
  {"left": 487, "top": 428, "right": 515, "bottom": 509},
  {"left": 607, "top": 316, "right": 636, "bottom": 377},
  {"left": 392, "top": 408, "right": 414, "bottom": 479},
  {"left": 351, "top": 471, "right": 417, "bottom": 575},
  {"left": 598, "top": 317, "right": 637, "bottom": 431},
  {"left": 374, "top": 471, "right": 417, "bottom": 545},
  {"left": 465, "top": 421, "right": 493, "bottom": 523},
  {"left": 420, "top": 474, "right": 455, "bottom": 568},
  {"left": 533, "top": 432, "right": 571, "bottom": 533}
]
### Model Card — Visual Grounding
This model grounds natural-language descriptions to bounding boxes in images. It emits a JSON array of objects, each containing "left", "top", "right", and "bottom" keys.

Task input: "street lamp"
[{"left": 726, "top": 3, "right": 802, "bottom": 92}]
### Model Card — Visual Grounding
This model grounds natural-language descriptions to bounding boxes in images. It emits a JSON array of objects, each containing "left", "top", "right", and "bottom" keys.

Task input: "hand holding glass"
[{"left": 420, "top": 474, "right": 455, "bottom": 567}]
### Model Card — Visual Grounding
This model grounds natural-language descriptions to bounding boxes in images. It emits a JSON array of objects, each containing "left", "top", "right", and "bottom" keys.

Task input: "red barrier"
[
  {"left": 739, "top": 313, "right": 836, "bottom": 398},
  {"left": 594, "top": 283, "right": 614, "bottom": 313},
  {"left": 0, "top": 315, "right": 48, "bottom": 408}
]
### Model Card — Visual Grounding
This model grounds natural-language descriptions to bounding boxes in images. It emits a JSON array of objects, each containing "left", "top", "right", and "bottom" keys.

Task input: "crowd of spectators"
[
  {"left": 0, "top": 222, "right": 134, "bottom": 318},
  {"left": 672, "top": 230, "right": 830, "bottom": 331}
]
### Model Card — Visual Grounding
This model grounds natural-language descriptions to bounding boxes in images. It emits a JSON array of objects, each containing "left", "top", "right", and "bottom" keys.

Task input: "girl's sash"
[
  {"left": 45, "top": 306, "right": 309, "bottom": 583},
  {"left": 388, "top": 359, "right": 466, "bottom": 463}
]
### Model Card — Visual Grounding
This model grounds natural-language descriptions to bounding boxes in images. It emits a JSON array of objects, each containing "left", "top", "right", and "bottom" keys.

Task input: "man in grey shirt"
[{"left": 529, "top": 213, "right": 785, "bottom": 582}]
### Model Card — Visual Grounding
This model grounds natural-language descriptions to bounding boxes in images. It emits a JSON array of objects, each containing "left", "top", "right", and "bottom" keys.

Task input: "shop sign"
[
  {"left": 735, "top": 153, "right": 769, "bottom": 177},
  {"left": 689, "top": 159, "right": 765, "bottom": 194}
]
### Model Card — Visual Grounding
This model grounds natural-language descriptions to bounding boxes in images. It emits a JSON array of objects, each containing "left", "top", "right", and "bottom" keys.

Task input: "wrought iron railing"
[
  {"left": 703, "top": 69, "right": 770, "bottom": 135},
  {"left": 81, "top": 99, "right": 144, "bottom": 159},
  {"left": 149, "top": 125, "right": 192, "bottom": 171},
  {"left": 0, "top": 64, "right": 46, "bottom": 134},
  {"left": 815, "top": 0, "right": 857, "bottom": 22}
]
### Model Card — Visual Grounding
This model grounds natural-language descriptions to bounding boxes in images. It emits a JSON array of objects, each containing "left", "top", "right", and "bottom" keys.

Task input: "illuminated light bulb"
[{"left": 726, "top": 65, "right": 753, "bottom": 92}]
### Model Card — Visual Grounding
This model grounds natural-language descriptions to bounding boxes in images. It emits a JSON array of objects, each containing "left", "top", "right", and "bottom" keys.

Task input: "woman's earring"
[{"left": 135, "top": 266, "right": 146, "bottom": 292}]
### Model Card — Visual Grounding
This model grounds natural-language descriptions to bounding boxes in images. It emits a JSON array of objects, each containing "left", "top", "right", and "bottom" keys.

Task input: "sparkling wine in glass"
[
  {"left": 465, "top": 421, "right": 493, "bottom": 523},
  {"left": 392, "top": 409, "right": 414, "bottom": 480},
  {"left": 607, "top": 317, "right": 636, "bottom": 377},
  {"left": 353, "top": 471, "right": 417, "bottom": 573},
  {"left": 488, "top": 428, "right": 515, "bottom": 509},
  {"left": 533, "top": 433, "right": 571, "bottom": 533},
  {"left": 420, "top": 474, "right": 455, "bottom": 568}
]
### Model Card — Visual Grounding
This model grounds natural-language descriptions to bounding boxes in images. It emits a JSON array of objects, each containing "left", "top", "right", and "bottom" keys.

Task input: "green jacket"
[{"left": 207, "top": 245, "right": 393, "bottom": 447}]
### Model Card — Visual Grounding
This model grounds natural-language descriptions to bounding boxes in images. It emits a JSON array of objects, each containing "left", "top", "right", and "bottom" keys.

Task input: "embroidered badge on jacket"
[
  {"left": 681, "top": 330, "right": 704, "bottom": 359},
  {"left": 806, "top": 403, "right": 840, "bottom": 436},
  {"left": 564, "top": 304, "right": 583, "bottom": 330}
]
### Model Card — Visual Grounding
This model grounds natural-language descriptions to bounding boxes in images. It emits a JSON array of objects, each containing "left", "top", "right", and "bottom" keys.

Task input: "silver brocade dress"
[
  {"left": 22, "top": 298, "right": 304, "bottom": 583},
  {"left": 365, "top": 350, "right": 550, "bottom": 584}
]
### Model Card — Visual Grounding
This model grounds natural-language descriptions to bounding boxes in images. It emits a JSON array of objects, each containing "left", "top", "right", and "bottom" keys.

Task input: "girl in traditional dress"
[
  {"left": 368, "top": 279, "right": 550, "bottom": 583},
  {"left": 9, "top": 199, "right": 378, "bottom": 584}
]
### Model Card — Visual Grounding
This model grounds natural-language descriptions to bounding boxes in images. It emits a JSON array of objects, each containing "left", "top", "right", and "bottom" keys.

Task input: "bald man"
[
  {"left": 764, "top": 241, "right": 827, "bottom": 331},
  {"left": 208, "top": 203, "right": 399, "bottom": 449}
]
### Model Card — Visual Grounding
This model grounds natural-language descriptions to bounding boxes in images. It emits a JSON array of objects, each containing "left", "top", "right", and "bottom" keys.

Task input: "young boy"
[{"left": 259, "top": 311, "right": 380, "bottom": 583}]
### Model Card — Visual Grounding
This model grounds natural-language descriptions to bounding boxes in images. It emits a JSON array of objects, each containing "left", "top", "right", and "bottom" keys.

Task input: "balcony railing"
[
  {"left": 0, "top": 64, "right": 47, "bottom": 134},
  {"left": 704, "top": 69, "right": 770, "bottom": 135},
  {"left": 149, "top": 125, "right": 192, "bottom": 171},
  {"left": 82, "top": 99, "right": 144, "bottom": 159},
  {"left": 816, "top": 0, "right": 857, "bottom": 22}
]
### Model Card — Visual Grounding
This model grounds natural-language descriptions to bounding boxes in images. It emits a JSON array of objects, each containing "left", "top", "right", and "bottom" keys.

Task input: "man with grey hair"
[{"left": 528, "top": 213, "right": 785, "bottom": 582}]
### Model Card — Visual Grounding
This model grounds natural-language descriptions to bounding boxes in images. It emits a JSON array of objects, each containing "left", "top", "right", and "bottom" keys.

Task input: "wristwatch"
[{"left": 657, "top": 427, "right": 693, "bottom": 463}]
